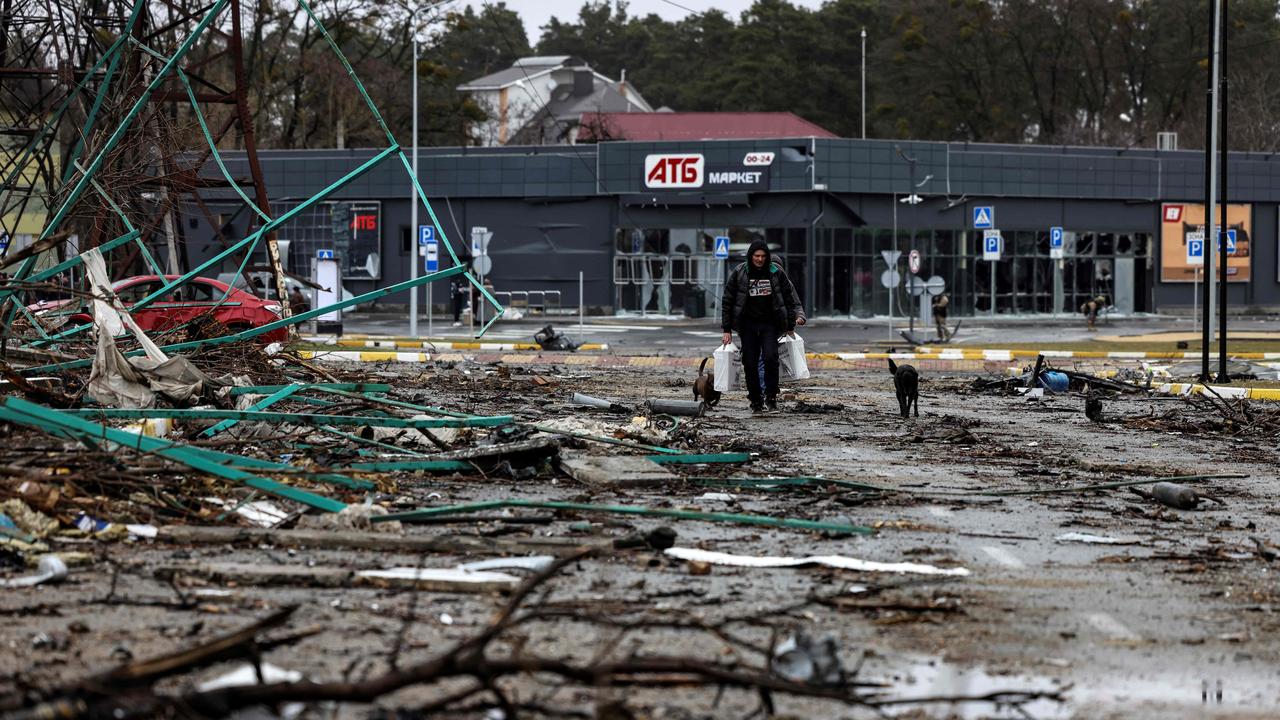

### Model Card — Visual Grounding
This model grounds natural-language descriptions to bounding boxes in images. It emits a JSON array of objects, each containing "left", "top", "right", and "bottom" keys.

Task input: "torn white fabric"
[
  {"left": 129, "top": 356, "right": 220, "bottom": 405},
  {"left": 84, "top": 248, "right": 164, "bottom": 407},
  {"left": 82, "top": 248, "right": 166, "bottom": 362},
  {"left": 664, "top": 547, "right": 971, "bottom": 577},
  {"left": 83, "top": 249, "right": 222, "bottom": 406}
]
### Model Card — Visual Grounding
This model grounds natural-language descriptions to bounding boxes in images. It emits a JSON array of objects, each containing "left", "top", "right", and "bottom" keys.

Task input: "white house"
[{"left": 457, "top": 56, "right": 652, "bottom": 146}]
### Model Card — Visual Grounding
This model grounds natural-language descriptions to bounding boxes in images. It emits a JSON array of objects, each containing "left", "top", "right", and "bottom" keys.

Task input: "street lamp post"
[
  {"left": 408, "top": 0, "right": 451, "bottom": 338},
  {"left": 861, "top": 28, "right": 867, "bottom": 139},
  {"left": 409, "top": 6, "right": 419, "bottom": 337}
]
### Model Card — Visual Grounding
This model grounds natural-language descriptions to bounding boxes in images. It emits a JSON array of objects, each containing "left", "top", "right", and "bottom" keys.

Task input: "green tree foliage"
[
  {"left": 150, "top": 0, "right": 1280, "bottom": 150},
  {"left": 529, "top": 0, "right": 1280, "bottom": 150}
]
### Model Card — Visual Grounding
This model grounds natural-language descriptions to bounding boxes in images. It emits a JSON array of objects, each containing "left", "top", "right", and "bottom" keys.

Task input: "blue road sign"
[
  {"left": 1187, "top": 237, "right": 1204, "bottom": 263},
  {"left": 714, "top": 235, "right": 730, "bottom": 259},
  {"left": 985, "top": 235, "right": 1000, "bottom": 254},
  {"left": 424, "top": 238, "right": 439, "bottom": 273},
  {"left": 316, "top": 249, "right": 335, "bottom": 260},
  {"left": 418, "top": 225, "right": 435, "bottom": 245},
  {"left": 973, "top": 206, "right": 994, "bottom": 229},
  {"left": 1050, "top": 226, "right": 1064, "bottom": 248},
  {"left": 1218, "top": 229, "right": 1238, "bottom": 255}
]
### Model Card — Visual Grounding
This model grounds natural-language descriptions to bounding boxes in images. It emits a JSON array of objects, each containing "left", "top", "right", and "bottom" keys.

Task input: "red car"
[{"left": 27, "top": 275, "right": 288, "bottom": 344}]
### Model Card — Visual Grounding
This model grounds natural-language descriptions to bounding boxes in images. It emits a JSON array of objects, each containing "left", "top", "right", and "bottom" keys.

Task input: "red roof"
[{"left": 577, "top": 112, "right": 838, "bottom": 142}]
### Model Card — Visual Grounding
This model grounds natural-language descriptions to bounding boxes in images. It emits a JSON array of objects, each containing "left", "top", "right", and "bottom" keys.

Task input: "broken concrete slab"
[{"left": 560, "top": 454, "right": 677, "bottom": 488}]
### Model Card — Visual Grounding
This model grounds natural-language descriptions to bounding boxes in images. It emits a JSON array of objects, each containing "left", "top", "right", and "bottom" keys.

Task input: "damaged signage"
[{"left": 643, "top": 153, "right": 770, "bottom": 191}]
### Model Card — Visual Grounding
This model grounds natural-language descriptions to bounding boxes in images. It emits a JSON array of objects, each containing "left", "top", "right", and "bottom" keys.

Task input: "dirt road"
[{"left": 3, "top": 357, "right": 1277, "bottom": 719}]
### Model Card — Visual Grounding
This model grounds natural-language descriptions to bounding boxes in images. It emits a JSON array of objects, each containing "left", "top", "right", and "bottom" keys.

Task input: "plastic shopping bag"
[
  {"left": 778, "top": 333, "right": 810, "bottom": 380},
  {"left": 712, "top": 343, "right": 739, "bottom": 393}
]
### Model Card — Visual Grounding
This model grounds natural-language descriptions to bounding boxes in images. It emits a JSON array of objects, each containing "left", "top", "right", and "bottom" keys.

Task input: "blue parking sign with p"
[
  {"left": 418, "top": 225, "right": 434, "bottom": 245},
  {"left": 1050, "top": 226, "right": 1064, "bottom": 248}
]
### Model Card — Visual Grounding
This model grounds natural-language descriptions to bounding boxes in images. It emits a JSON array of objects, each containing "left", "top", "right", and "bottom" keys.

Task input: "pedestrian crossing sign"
[
  {"left": 973, "top": 206, "right": 994, "bottom": 229},
  {"left": 714, "top": 236, "right": 730, "bottom": 259}
]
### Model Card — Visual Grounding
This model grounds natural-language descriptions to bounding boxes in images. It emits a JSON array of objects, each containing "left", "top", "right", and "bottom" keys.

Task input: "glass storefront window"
[{"left": 614, "top": 225, "right": 1153, "bottom": 317}]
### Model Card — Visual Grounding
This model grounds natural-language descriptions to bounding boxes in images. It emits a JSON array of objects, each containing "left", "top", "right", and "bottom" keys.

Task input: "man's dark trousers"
[{"left": 739, "top": 318, "right": 780, "bottom": 403}]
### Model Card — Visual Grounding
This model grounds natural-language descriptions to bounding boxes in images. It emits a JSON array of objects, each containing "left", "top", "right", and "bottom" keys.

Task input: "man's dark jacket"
[{"left": 721, "top": 260, "right": 801, "bottom": 333}]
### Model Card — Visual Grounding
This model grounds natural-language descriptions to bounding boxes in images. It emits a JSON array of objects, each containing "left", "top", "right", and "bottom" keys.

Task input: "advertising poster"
[{"left": 1160, "top": 202, "right": 1251, "bottom": 283}]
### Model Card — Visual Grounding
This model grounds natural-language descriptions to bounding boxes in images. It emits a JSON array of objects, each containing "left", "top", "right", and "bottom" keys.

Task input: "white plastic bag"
[
  {"left": 712, "top": 343, "right": 739, "bottom": 393},
  {"left": 778, "top": 333, "right": 810, "bottom": 380}
]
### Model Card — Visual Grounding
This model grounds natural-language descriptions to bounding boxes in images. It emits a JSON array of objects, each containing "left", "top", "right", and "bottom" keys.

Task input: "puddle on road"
[
  {"left": 873, "top": 657, "right": 1067, "bottom": 719},
  {"left": 870, "top": 656, "right": 1275, "bottom": 718}
]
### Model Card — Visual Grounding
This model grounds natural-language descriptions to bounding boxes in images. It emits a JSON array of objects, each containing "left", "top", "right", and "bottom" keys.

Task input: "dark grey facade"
[{"left": 187, "top": 138, "right": 1280, "bottom": 316}]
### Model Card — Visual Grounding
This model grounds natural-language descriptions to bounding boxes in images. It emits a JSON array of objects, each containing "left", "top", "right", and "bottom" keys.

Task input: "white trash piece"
[
  {"left": 778, "top": 333, "right": 810, "bottom": 380},
  {"left": 712, "top": 343, "right": 740, "bottom": 393},
  {"left": 665, "top": 547, "right": 970, "bottom": 576}
]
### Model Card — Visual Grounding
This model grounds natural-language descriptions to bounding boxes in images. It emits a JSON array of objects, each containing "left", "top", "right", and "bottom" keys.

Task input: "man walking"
[
  {"left": 450, "top": 278, "right": 466, "bottom": 327},
  {"left": 931, "top": 292, "right": 950, "bottom": 341},
  {"left": 721, "top": 240, "right": 801, "bottom": 413},
  {"left": 1080, "top": 295, "right": 1106, "bottom": 331}
]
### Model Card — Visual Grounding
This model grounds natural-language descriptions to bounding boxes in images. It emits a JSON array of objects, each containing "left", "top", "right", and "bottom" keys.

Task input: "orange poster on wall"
[{"left": 1160, "top": 203, "right": 1251, "bottom": 283}]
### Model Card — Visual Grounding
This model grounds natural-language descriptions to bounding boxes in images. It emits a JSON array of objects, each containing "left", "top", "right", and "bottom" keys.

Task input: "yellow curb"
[
  {"left": 304, "top": 337, "right": 608, "bottom": 352},
  {"left": 820, "top": 349, "right": 1275, "bottom": 361},
  {"left": 298, "top": 350, "right": 431, "bottom": 363},
  {"left": 1158, "top": 383, "right": 1280, "bottom": 402}
]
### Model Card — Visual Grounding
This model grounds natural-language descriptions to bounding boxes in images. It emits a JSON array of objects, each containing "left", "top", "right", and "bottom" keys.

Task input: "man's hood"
[{"left": 746, "top": 240, "right": 773, "bottom": 273}]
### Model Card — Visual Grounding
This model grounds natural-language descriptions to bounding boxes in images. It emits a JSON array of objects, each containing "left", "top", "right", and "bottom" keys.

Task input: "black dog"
[
  {"left": 693, "top": 356, "right": 722, "bottom": 407},
  {"left": 887, "top": 358, "right": 918, "bottom": 418}
]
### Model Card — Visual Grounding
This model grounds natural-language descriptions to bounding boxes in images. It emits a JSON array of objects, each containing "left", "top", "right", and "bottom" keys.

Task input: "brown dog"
[{"left": 693, "top": 356, "right": 722, "bottom": 407}]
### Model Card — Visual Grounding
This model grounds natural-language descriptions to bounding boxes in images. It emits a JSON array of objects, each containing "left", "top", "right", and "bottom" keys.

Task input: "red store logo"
[{"left": 644, "top": 154, "right": 704, "bottom": 188}]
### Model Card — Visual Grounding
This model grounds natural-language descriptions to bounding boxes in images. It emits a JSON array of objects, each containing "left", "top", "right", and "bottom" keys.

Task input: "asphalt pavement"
[{"left": 327, "top": 311, "right": 1280, "bottom": 354}]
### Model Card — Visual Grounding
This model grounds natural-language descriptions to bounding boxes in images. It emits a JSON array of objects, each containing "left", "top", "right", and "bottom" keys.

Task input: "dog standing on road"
[
  {"left": 693, "top": 356, "right": 722, "bottom": 407},
  {"left": 887, "top": 358, "right": 919, "bottom": 418}
]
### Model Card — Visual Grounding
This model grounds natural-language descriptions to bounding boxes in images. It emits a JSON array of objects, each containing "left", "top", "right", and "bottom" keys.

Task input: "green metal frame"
[
  {"left": 230, "top": 383, "right": 391, "bottom": 396},
  {"left": 4, "top": 0, "right": 509, "bottom": 375},
  {"left": 201, "top": 384, "right": 302, "bottom": 437},
  {"left": 65, "top": 406, "right": 512, "bottom": 429},
  {"left": 0, "top": 398, "right": 348, "bottom": 511},
  {"left": 374, "top": 499, "right": 874, "bottom": 535}
]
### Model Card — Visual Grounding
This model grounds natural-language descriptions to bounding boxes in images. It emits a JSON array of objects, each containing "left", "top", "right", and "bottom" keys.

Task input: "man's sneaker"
[
  {"left": 750, "top": 401, "right": 764, "bottom": 414},
  {"left": 452, "top": 321, "right": 462, "bottom": 327},
  {"left": 766, "top": 397, "right": 779, "bottom": 413}
]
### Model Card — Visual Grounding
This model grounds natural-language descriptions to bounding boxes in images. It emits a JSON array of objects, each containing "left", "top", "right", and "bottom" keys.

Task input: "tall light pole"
[
  {"left": 409, "top": 4, "right": 420, "bottom": 337},
  {"left": 408, "top": 0, "right": 452, "bottom": 337},
  {"left": 861, "top": 27, "right": 867, "bottom": 139}
]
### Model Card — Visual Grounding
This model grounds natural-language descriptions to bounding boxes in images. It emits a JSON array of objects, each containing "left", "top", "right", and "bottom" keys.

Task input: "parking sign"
[
  {"left": 1049, "top": 226, "right": 1064, "bottom": 259},
  {"left": 982, "top": 230, "right": 1002, "bottom": 261},
  {"left": 1186, "top": 232, "right": 1204, "bottom": 266}
]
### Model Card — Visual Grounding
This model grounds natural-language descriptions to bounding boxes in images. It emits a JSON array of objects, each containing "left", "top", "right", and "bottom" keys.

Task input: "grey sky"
[{"left": 458, "top": 0, "right": 825, "bottom": 47}]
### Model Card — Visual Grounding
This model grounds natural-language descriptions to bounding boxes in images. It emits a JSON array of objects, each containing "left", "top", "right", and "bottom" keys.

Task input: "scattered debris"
[
  {"left": 534, "top": 324, "right": 579, "bottom": 351},
  {"left": 1131, "top": 482, "right": 1225, "bottom": 511},
  {"left": 1055, "top": 532, "right": 1143, "bottom": 545},
  {"left": 663, "top": 547, "right": 970, "bottom": 576},
  {"left": 571, "top": 392, "right": 631, "bottom": 413},
  {"left": 0, "top": 555, "right": 68, "bottom": 588},
  {"left": 772, "top": 631, "right": 845, "bottom": 686}
]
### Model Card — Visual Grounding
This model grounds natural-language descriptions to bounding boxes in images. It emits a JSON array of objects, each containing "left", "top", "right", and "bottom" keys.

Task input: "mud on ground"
[{"left": 3, "top": 358, "right": 1279, "bottom": 719}]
